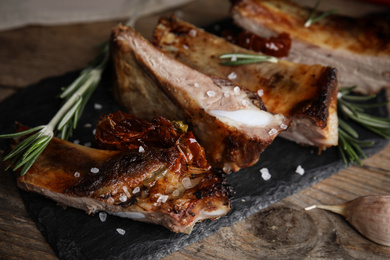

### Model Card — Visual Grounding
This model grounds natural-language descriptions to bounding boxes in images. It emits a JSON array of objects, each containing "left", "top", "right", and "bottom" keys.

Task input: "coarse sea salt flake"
[
  {"left": 123, "top": 186, "right": 130, "bottom": 197},
  {"left": 233, "top": 86, "right": 240, "bottom": 94},
  {"left": 228, "top": 72, "right": 237, "bottom": 80},
  {"left": 207, "top": 90, "right": 216, "bottom": 97},
  {"left": 182, "top": 177, "right": 192, "bottom": 189},
  {"left": 172, "top": 189, "right": 180, "bottom": 197},
  {"left": 296, "top": 165, "right": 305, "bottom": 175},
  {"left": 223, "top": 91, "right": 230, "bottom": 98},
  {"left": 183, "top": 44, "right": 189, "bottom": 50},
  {"left": 230, "top": 55, "right": 237, "bottom": 61},
  {"left": 119, "top": 194, "right": 127, "bottom": 202},
  {"left": 280, "top": 123, "right": 288, "bottom": 130},
  {"left": 94, "top": 103, "right": 103, "bottom": 110},
  {"left": 74, "top": 172, "right": 80, "bottom": 178},
  {"left": 133, "top": 186, "right": 140, "bottom": 194},
  {"left": 194, "top": 82, "right": 199, "bottom": 88},
  {"left": 116, "top": 228, "right": 126, "bottom": 235},
  {"left": 157, "top": 194, "right": 169, "bottom": 203},
  {"left": 189, "top": 29, "right": 197, "bottom": 37},
  {"left": 268, "top": 128, "right": 278, "bottom": 136},
  {"left": 189, "top": 138, "right": 197, "bottom": 143},
  {"left": 99, "top": 212, "right": 107, "bottom": 222},
  {"left": 139, "top": 146, "right": 145, "bottom": 153},
  {"left": 90, "top": 167, "right": 99, "bottom": 174},
  {"left": 266, "top": 42, "right": 279, "bottom": 51},
  {"left": 73, "top": 139, "right": 80, "bottom": 144},
  {"left": 257, "top": 89, "right": 264, "bottom": 97},
  {"left": 260, "top": 168, "right": 271, "bottom": 180}
]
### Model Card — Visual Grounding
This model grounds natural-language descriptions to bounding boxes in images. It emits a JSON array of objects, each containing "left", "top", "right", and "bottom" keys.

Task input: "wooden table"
[{"left": 1, "top": 0, "right": 390, "bottom": 259}]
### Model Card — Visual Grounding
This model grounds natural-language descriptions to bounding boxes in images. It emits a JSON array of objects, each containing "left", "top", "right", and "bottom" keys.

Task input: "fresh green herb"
[
  {"left": 0, "top": 43, "right": 109, "bottom": 176},
  {"left": 337, "top": 86, "right": 390, "bottom": 165},
  {"left": 304, "top": 0, "right": 337, "bottom": 28},
  {"left": 219, "top": 53, "right": 278, "bottom": 66}
]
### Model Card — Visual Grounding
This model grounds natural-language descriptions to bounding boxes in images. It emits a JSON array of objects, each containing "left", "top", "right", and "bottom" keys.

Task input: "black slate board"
[{"left": 0, "top": 69, "right": 388, "bottom": 260}]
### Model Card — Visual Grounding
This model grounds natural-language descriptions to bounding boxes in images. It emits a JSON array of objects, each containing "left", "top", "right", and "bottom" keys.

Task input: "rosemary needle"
[
  {"left": 0, "top": 12, "right": 144, "bottom": 176},
  {"left": 337, "top": 87, "right": 390, "bottom": 165},
  {"left": 0, "top": 43, "right": 109, "bottom": 176},
  {"left": 304, "top": 0, "right": 337, "bottom": 28},
  {"left": 219, "top": 53, "right": 278, "bottom": 65}
]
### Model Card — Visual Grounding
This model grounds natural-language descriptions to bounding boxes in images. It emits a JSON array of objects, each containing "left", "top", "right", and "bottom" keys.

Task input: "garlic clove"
[{"left": 305, "top": 195, "right": 390, "bottom": 247}]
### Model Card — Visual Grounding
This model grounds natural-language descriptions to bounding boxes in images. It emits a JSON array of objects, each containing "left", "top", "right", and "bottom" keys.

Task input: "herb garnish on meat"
[{"left": 304, "top": 0, "right": 337, "bottom": 28}]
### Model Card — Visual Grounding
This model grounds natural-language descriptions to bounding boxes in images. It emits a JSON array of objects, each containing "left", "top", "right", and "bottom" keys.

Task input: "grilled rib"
[
  {"left": 231, "top": 0, "right": 390, "bottom": 94},
  {"left": 152, "top": 16, "right": 338, "bottom": 148},
  {"left": 111, "top": 25, "right": 291, "bottom": 172},
  {"left": 16, "top": 112, "right": 234, "bottom": 234}
]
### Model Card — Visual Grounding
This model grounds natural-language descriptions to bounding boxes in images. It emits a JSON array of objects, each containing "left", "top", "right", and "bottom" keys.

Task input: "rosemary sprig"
[
  {"left": 304, "top": 0, "right": 337, "bottom": 28},
  {"left": 219, "top": 53, "right": 278, "bottom": 65},
  {"left": 337, "top": 86, "right": 390, "bottom": 165},
  {"left": 0, "top": 43, "right": 109, "bottom": 176}
]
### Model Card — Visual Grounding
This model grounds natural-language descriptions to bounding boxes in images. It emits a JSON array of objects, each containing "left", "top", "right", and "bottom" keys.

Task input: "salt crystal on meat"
[{"left": 260, "top": 168, "right": 271, "bottom": 180}]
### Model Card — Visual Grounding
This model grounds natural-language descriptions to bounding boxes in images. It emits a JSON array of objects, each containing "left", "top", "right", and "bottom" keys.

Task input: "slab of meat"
[
  {"left": 231, "top": 0, "right": 390, "bottom": 94},
  {"left": 16, "top": 112, "right": 234, "bottom": 234},
  {"left": 152, "top": 16, "right": 338, "bottom": 149},
  {"left": 111, "top": 25, "right": 291, "bottom": 172}
]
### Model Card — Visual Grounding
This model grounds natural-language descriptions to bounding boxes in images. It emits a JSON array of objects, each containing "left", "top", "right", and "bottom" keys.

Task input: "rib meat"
[
  {"left": 152, "top": 17, "right": 338, "bottom": 148},
  {"left": 111, "top": 25, "right": 291, "bottom": 172},
  {"left": 231, "top": 0, "right": 390, "bottom": 94},
  {"left": 16, "top": 112, "right": 234, "bottom": 234}
]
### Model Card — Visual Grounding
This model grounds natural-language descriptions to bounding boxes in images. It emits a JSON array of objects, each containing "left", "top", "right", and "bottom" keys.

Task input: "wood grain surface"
[{"left": 1, "top": 0, "right": 390, "bottom": 259}]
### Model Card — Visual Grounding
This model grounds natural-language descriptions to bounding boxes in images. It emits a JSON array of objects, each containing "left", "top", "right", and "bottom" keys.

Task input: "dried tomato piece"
[{"left": 222, "top": 29, "right": 291, "bottom": 58}]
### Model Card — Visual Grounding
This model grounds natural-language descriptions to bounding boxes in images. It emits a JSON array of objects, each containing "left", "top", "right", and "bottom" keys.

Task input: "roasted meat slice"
[
  {"left": 16, "top": 112, "right": 234, "bottom": 234},
  {"left": 231, "top": 0, "right": 390, "bottom": 94},
  {"left": 152, "top": 17, "right": 338, "bottom": 148},
  {"left": 111, "top": 25, "right": 291, "bottom": 172}
]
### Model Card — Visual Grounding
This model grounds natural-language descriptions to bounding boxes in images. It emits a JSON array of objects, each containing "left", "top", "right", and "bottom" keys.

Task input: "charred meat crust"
[
  {"left": 291, "top": 67, "right": 338, "bottom": 128},
  {"left": 17, "top": 112, "right": 234, "bottom": 233}
]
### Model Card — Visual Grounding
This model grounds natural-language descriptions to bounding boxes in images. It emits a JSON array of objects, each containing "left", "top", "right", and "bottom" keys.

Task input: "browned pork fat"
[
  {"left": 153, "top": 17, "right": 338, "bottom": 149},
  {"left": 231, "top": 0, "right": 390, "bottom": 94},
  {"left": 111, "top": 25, "right": 291, "bottom": 172},
  {"left": 16, "top": 112, "right": 234, "bottom": 234}
]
